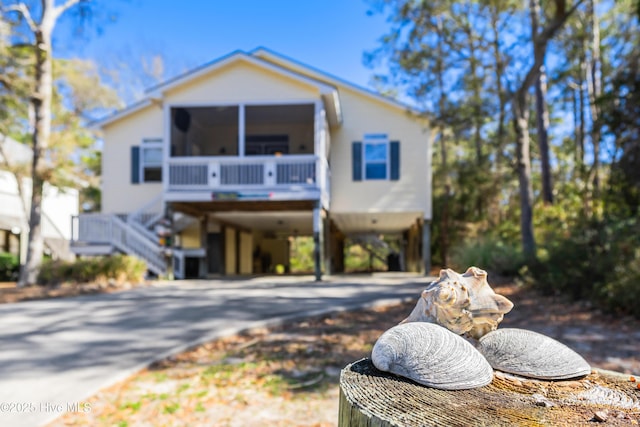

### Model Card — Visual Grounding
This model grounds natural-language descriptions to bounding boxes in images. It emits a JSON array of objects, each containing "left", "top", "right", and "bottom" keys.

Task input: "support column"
[
  {"left": 422, "top": 219, "right": 432, "bottom": 276},
  {"left": 323, "top": 216, "right": 331, "bottom": 275},
  {"left": 199, "top": 215, "right": 208, "bottom": 278},
  {"left": 327, "top": 220, "right": 345, "bottom": 274},
  {"left": 238, "top": 104, "right": 245, "bottom": 157},
  {"left": 313, "top": 202, "right": 323, "bottom": 281},
  {"left": 164, "top": 203, "right": 174, "bottom": 280}
]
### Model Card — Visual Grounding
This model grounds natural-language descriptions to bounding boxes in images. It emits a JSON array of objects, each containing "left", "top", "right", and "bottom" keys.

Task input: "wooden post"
[
  {"left": 339, "top": 359, "right": 639, "bottom": 426},
  {"left": 422, "top": 219, "right": 431, "bottom": 275},
  {"left": 313, "top": 202, "right": 323, "bottom": 281}
]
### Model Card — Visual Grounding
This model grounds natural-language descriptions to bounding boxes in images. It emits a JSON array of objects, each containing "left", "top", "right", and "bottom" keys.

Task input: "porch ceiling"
[
  {"left": 170, "top": 200, "right": 315, "bottom": 217},
  {"left": 212, "top": 211, "right": 313, "bottom": 234},
  {"left": 331, "top": 212, "right": 422, "bottom": 235}
]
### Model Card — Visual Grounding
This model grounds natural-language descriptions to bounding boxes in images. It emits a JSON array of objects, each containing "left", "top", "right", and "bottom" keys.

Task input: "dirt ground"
[
  {"left": 0, "top": 280, "right": 152, "bottom": 304},
  {"left": 43, "top": 279, "right": 640, "bottom": 427}
]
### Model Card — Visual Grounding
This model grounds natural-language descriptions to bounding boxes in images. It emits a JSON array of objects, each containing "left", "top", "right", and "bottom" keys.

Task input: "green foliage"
[
  {"left": 0, "top": 252, "right": 19, "bottom": 281},
  {"left": 289, "top": 237, "right": 314, "bottom": 273},
  {"left": 450, "top": 238, "right": 525, "bottom": 276},
  {"left": 604, "top": 254, "right": 640, "bottom": 313},
  {"left": 344, "top": 241, "right": 387, "bottom": 273},
  {"left": 38, "top": 255, "right": 146, "bottom": 286},
  {"left": 527, "top": 218, "right": 640, "bottom": 317}
]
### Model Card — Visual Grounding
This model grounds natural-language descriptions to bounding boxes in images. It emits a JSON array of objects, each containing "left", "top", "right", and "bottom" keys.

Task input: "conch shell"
[{"left": 403, "top": 267, "right": 514, "bottom": 339}]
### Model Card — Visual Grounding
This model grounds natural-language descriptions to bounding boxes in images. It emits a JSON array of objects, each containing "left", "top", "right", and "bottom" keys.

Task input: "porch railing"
[
  {"left": 167, "top": 155, "right": 322, "bottom": 190},
  {"left": 71, "top": 213, "right": 166, "bottom": 275},
  {"left": 128, "top": 194, "right": 164, "bottom": 242}
]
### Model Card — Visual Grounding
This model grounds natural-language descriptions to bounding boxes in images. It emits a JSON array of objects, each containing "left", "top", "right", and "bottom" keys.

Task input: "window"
[
  {"left": 363, "top": 134, "right": 389, "bottom": 180},
  {"left": 352, "top": 137, "right": 399, "bottom": 182},
  {"left": 141, "top": 139, "right": 163, "bottom": 182}
]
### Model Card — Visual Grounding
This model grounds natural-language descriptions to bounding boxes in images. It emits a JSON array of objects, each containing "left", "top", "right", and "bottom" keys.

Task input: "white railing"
[
  {"left": 221, "top": 162, "right": 264, "bottom": 185},
  {"left": 72, "top": 213, "right": 166, "bottom": 275},
  {"left": 74, "top": 214, "right": 112, "bottom": 243},
  {"left": 167, "top": 155, "right": 322, "bottom": 191},
  {"left": 128, "top": 194, "right": 163, "bottom": 241}
]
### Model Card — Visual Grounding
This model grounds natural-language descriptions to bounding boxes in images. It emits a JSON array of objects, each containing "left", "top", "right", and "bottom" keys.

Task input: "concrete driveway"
[{"left": 0, "top": 274, "right": 429, "bottom": 426}]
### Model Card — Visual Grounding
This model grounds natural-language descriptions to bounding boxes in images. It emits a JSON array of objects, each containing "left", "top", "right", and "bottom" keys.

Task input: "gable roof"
[
  {"left": 250, "top": 47, "right": 420, "bottom": 114},
  {"left": 95, "top": 48, "right": 419, "bottom": 128}
]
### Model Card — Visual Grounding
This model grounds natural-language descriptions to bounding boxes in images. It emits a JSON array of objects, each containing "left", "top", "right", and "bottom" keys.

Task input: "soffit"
[{"left": 331, "top": 211, "right": 422, "bottom": 235}]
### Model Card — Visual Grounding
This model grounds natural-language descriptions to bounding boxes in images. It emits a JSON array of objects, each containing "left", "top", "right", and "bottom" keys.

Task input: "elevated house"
[{"left": 71, "top": 48, "right": 433, "bottom": 279}]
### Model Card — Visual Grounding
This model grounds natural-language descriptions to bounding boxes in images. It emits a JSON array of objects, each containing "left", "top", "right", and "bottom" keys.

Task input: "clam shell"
[
  {"left": 372, "top": 322, "right": 494, "bottom": 390},
  {"left": 403, "top": 267, "right": 514, "bottom": 339},
  {"left": 478, "top": 328, "right": 591, "bottom": 380}
]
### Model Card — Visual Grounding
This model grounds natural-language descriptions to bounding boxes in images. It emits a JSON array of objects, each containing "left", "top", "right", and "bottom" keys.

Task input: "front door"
[{"left": 207, "top": 233, "right": 223, "bottom": 274}]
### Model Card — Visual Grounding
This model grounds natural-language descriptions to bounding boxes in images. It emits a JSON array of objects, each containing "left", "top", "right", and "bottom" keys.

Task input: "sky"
[{"left": 54, "top": 0, "right": 391, "bottom": 102}]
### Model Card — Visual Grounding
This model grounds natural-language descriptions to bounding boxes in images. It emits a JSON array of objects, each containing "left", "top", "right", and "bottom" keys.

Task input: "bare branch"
[
  {"left": 2, "top": 3, "right": 38, "bottom": 32},
  {"left": 53, "top": 0, "right": 82, "bottom": 20},
  {"left": 519, "top": 0, "right": 587, "bottom": 96}
]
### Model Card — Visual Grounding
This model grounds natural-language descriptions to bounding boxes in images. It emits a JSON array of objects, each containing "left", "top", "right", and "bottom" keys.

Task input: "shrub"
[
  {"left": 0, "top": 252, "right": 19, "bottom": 281},
  {"left": 38, "top": 255, "right": 147, "bottom": 286},
  {"left": 527, "top": 217, "right": 640, "bottom": 317},
  {"left": 603, "top": 252, "right": 640, "bottom": 314},
  {"left": 450, "top": 237, "right": 525, "bottom": 276}
]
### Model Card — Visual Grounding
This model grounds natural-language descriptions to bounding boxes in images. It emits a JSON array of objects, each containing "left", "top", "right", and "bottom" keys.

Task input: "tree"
[
  {"left": 1, "top": 1, "right": 119, "bottom": 286},
  {"left": 512, "top": 0, "right": 584, "bottom": 259}
]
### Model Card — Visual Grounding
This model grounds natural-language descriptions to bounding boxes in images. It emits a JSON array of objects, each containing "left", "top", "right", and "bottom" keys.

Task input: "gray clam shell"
[
  {"left": 372, "top": 322, "right": 494, "bottom": 390},
  {"left": 478, "top": 328, "right": 591, "bottom": 380}
]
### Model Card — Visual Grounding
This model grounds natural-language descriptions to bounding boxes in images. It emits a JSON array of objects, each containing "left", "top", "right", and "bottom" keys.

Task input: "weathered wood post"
[
  {"left": 339, "top": 267, "right": 640, "bottom": 426},
  {"left": 339, "top": 359, "right": 639, "bottom": 426}
]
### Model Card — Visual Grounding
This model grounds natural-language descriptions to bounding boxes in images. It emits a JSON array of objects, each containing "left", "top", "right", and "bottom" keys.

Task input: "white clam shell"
[
  {"left": 372, "top": 322, "right": 494, "bottom": 390},
  {"left": 478, "top": 328, "right": 592, "bottom": 380}
]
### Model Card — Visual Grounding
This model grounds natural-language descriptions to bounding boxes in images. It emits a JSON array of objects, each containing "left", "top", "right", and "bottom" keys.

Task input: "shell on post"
[
  {"left": 371, "top": 322, "right": 494, "bottom": 390},
  {"left": 477, "top": 328, "right": 592, "bottom": 380},
  {"left": 403, "top": 267, "right": 514, "bottom": 339}
]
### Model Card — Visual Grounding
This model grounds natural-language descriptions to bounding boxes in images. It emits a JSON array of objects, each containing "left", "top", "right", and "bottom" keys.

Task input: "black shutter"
[
  {"left": 390, "top": 141, "right": 400, "bottom": 181},
  {"left": 131, "top": 146, "right": 140, "bottom": 184},
  {"left": 352, "top": 141, "right": 362, "bottom": 181}
]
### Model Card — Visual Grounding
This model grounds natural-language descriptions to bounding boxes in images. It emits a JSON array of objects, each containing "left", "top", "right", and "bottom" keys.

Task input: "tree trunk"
[
  {"left": 529, "top": 0, "right": 553, "bottom": 205},
  {"left": 535, "top": 66, "right": 554, "bottom": 204},
  {"left": 490, "top": 3, "right": 507, "bottom": 224},
  {"left": 15, "top": 0, "right": 80, "bottom": 286},
  {"left": 440, "top": 130, "right": 450, "bottom": 267},
  {"left": 435, "top": 18, "right": 450, "bottom": 267},
  {"left": 513, "top": 93, "right": 537, "bottom": 259},
  {"left": 18, "top": 4, "right": 56, "bottom": 287},
  {"left": 578, "top": 55, "right": 586, "bottom": 171},
  {"left": 467, "top": 31, "right": 483, "bottom": 166},
  {"left": 586, "top": 0, "right": 602, "bottom": 201},
  {"left": 510, "top": 0, "right": 582, "bottom": 260},
  {"left": 19, "top": 42, "right": 52, "bottom": 285}
]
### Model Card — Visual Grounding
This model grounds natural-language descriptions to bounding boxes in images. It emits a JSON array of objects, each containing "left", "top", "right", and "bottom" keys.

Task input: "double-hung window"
[
  {"left": 141, "top": 138, "right": 163, "bottom": 183},
  {"left": 352, "top": 135, "right": 399, "bottom": 182},
  {"left": 363, "top": 134, "right": 389, "bottom": 180}
]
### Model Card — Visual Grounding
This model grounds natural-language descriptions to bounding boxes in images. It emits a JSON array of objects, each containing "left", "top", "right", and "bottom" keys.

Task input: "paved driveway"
[{"left": 0, "top": 274, "right": 429, "bottom": 426}]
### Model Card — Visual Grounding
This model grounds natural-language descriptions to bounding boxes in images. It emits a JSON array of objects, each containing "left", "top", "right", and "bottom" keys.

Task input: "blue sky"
[{"left": 55, "top": 0, "right": 389, "bottom": 98}]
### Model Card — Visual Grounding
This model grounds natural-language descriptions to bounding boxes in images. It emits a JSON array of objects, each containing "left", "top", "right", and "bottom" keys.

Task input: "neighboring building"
[
  {"left": 72, "top": 48, "right": 433, "bottom": 279},
  {"left": 0, "top": 135, "right": 78, "bottom": 264}
]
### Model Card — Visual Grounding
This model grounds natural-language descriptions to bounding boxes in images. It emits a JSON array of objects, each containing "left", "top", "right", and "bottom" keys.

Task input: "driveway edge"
[{"left": 42, "top": 295, "right": 416, "bottom": 426}]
